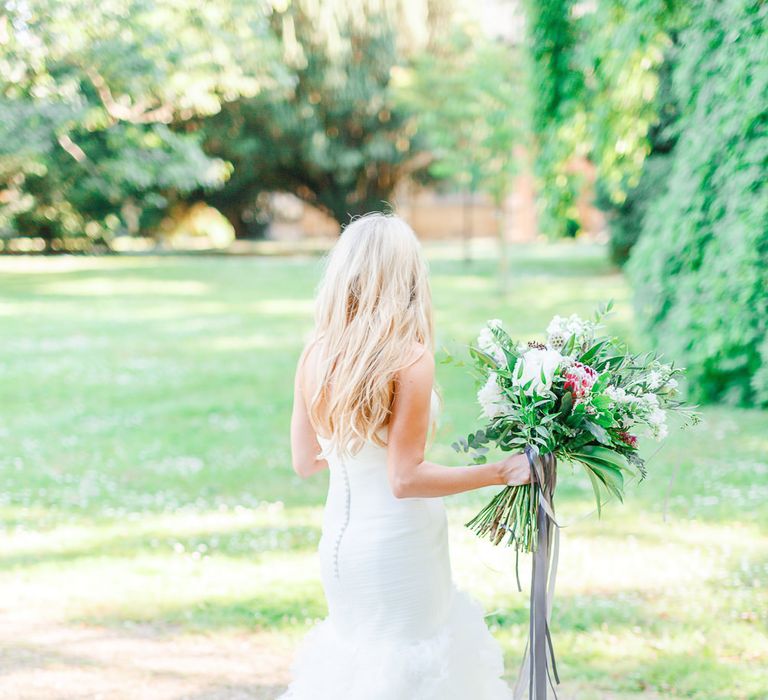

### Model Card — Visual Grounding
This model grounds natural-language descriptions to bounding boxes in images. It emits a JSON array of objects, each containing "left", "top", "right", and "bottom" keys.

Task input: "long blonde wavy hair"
[{"left": 307, "top": 212, "right": 434, "bottom": 457}]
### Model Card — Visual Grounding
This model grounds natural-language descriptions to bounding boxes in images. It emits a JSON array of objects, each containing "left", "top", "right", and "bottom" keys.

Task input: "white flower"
[
  {"left": 546, "top": 313, "right": 597, "bottom": 354},
  {"left": 546, "top": 330, "right": 568, "bottom": 352},
  {"left": 512, "top": 347, "right": 563, "bottom": 395},
  {"left": 607, "top": 386, "right": 669, "bottom": 440},
  {"left": 647, "top": 370, "right": 664, "bottom": 391},
  {"left": 646, "top": 362, "right": 677, "bottom": 393},
  {"left": 640, "top": 392, "right": 660, "bottom": 410},
  {"left": 477, "top": 319, "right": 506, "bottom": 364},
  {"left": 606, "top": 385, "right": 636, "bottom": 405},
  {"left": 477, "top": 372, "right": 508, "bottom": 419},
  {"left": 646, "top": 406, "right": 668, "bottom": 440},
  {"left": 605, "top": 386, "right": 645, "bottom": 419}
]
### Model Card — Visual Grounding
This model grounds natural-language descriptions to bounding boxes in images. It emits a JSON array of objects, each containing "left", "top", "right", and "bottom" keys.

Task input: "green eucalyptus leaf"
[
  {"left": 578, "top": 340, "right": 607, "bottom": 364},
  {"left": 584, "top": 467, "right": 604, "bottom": 517},
  {"left": 469, "top": 346, "right": 498, "bottom": 368}
]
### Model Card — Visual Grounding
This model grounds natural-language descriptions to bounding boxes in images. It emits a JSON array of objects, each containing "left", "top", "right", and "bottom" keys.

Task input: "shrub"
[
  {"left": 597, "top": 52, "right": 681, "bottom": 266},
  {"left": 628, "top": 0, "right": 768, "bottom": 406},
  {"left": 599, "top": 152, "right": 673, "bottom": 266}
]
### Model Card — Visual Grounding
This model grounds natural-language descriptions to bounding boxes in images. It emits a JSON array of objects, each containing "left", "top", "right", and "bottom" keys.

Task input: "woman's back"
[{"left": 316, "top": 392, "right": 452, "bottom": 641}]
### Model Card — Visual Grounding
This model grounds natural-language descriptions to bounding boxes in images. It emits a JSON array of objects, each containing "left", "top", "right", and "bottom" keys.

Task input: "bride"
[{"left": 280, "top": 213, "right": 531, "bottom": 699}]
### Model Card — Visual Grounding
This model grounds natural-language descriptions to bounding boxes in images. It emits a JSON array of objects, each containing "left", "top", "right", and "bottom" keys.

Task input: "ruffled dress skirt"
[{"left": 278, "top": 586, "right": 511, "bottom": 699}]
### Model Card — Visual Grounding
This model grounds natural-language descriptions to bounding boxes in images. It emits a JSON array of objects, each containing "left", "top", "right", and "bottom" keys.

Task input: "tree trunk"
[
  {"left": 218, "top": 203, "right": 251, "bottom": 240},
  {"left": 462, "top": 189, "right": 473, "bottom": 264}
]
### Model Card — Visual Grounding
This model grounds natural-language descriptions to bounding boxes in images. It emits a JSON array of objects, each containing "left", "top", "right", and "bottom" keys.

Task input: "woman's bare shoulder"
[
  {"left": 295, "top": 339, "right": 320, "bottom": 393},
  {"left": 397, "top": 342, "right": 434, "bottom": 388},
  {"left": 298, "top": 338, "right": 319, "bottom": 366}
]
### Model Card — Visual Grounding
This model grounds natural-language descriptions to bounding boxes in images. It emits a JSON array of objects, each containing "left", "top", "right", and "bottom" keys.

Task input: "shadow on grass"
[
  {"left": 0, "top": 523, "right": 320, "bottom": 571},
  {"left": 75, "top": 586, "right": 658, "bottom": 637},
  {"left": 556, "top": 649, "right": 765, "bottom": 700},
  {"left": 76, "top": 586, "right": 328, "bottom": 634},
  {"left": 0, "top": 641, "right": 99, "bottom": 677},
  {"left": 486, "top": 591, "right": 654, "bottom": 633}
]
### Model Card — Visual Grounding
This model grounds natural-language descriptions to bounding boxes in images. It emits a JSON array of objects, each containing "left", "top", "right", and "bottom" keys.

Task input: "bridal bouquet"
[{"left": 454, "top": 301, "right": 699, "bottom": 552}]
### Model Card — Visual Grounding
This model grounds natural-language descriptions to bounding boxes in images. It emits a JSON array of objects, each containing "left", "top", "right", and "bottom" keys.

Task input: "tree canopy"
[
  {"left": 0, "top": 0, "right": 449, "bottom": 245},
  {"left": 0, "top": 0, "right": 289, "bottom": 247}
]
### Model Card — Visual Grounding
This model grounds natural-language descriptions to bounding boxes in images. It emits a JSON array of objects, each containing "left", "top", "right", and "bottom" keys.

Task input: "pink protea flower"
[
  {"left": 617, "top": 431, "right": 638, "bottom": 448},
  {"left": 563, "top": 361, "right": 598, "bottom": 400}
]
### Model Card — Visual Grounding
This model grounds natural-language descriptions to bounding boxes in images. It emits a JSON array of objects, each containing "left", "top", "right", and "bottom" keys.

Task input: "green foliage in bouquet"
[{"left": 453, "top": 302, "right": 699, "bottom": 552}]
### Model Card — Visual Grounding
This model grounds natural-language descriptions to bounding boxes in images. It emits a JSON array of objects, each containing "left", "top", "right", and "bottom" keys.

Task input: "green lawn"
[{"left": 1, "top": 242, "right": 766, "bottom": 699}]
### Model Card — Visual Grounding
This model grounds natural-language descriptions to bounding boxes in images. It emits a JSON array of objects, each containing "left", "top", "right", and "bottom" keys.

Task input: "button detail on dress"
[{"left": 333, "top": 459, "right": 351, "bottom": 579}]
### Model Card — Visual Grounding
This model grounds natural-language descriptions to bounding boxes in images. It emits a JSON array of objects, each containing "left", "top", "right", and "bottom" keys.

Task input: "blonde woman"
[{"left": 280, "top": 213, "right": 530, "bottom": 699}]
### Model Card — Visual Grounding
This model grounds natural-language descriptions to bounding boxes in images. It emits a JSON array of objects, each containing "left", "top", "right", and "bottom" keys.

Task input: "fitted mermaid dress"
[{"left": 278, "top": 393, "right": 512, "bottom": 699}]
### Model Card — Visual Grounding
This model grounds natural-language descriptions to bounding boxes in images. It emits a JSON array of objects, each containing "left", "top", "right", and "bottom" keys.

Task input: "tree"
[
  {"left": 0, "top": 0, "right": 283, "bottom": 248},
  {"left": 1, "top": 0, "right": 447, "bottom": 246},
  {"left": 593, "top": 54, "right": 680, "bottom": 265},
  {"left": 395, "top": 26, "right": 525, "bottom": 281},
  {"left": 580, "top": 0, "right": 688, "bottom": 263},
  {"left": 628, "top": 0, "right": 768, "bottom": 406},
  {"left": 525, "top": 0, "right": 583, "bottom": 238},
  {"left": 195, "top": 0, "right": 444, "bottom": 234}
]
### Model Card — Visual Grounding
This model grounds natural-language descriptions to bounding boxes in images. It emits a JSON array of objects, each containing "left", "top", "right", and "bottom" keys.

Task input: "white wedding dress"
[{"left": 279, "top": 391, "right": 512, "bottom": 699}]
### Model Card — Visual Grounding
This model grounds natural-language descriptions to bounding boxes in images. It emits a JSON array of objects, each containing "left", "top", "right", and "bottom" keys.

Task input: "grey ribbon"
[{"left": 513, "top": 445, "right": 560, "bottom": 699}]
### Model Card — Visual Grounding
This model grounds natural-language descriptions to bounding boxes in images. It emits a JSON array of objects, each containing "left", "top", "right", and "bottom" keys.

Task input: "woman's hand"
[{"left": 496, "top": 452, "right": 532, "bottom": 486}]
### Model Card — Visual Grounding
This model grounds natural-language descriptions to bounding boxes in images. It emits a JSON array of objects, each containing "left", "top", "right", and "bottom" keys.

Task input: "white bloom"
[
  {"left": 546, "top": 329, "right": 568, "bottom": 352},
  {"left": 647, "top": 370, "right": 664, "bottom": 391},
  {"left": 512, "top": 347, "right": 563, "bottom": 395},
  {"left": 646, "top": 362, "right": 677, "bottom": 393},
  {"left": 607, "top": 387, "right": 669, "bottom": 440},
  {"left": 477, "top": 372, "right": 508, "bottom": 419},
  {"left": 605, "top": 385, "right": 645, "bottom": 419},
  {"left": 477, "top": 319, "right": 506, "bottom": 364},
  {"left": 640, "top": 392, "right": 660, "bottom": 410},
  {"left": 606, "top": 385, "right": 636, "bottom": 405},
  {"left": 646, "top": 406, "right": 668, "bottom": 440},
  {"left": 546, "top": 313, "right": 597, "bottom": 354}
]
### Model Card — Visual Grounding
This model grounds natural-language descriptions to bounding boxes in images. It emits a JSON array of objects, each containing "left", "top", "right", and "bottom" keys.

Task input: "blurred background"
[{"left": 1, "top": 1, "right": 766, "bottom": 699}]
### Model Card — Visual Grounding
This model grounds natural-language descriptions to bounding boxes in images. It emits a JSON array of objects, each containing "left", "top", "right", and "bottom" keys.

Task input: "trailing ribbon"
[{"left": 513, "top": 445, "right": 560, "bottom": 699}]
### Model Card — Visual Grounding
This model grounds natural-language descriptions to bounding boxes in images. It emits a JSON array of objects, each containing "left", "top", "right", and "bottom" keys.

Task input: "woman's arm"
[
  {"left": 290, "top": 345, "right": 328, "bottom": 478},
  {"left": 386, "top": 347, "right": 530, "bottom": 498}
]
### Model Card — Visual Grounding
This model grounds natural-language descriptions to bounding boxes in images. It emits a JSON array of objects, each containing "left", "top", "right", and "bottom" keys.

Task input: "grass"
[{"left": 1, "top": 240, "right": 766, "bottom": 699}]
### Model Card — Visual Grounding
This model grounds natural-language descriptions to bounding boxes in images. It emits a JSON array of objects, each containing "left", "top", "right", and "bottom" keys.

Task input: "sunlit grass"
[{"left": 1, "top": 242, "right": 766, "bottom": 699}]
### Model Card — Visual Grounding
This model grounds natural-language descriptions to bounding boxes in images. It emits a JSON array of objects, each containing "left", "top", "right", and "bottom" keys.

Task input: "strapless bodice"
[{"left": 316, "top": 387, "right": 440, "bottom": 467}]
